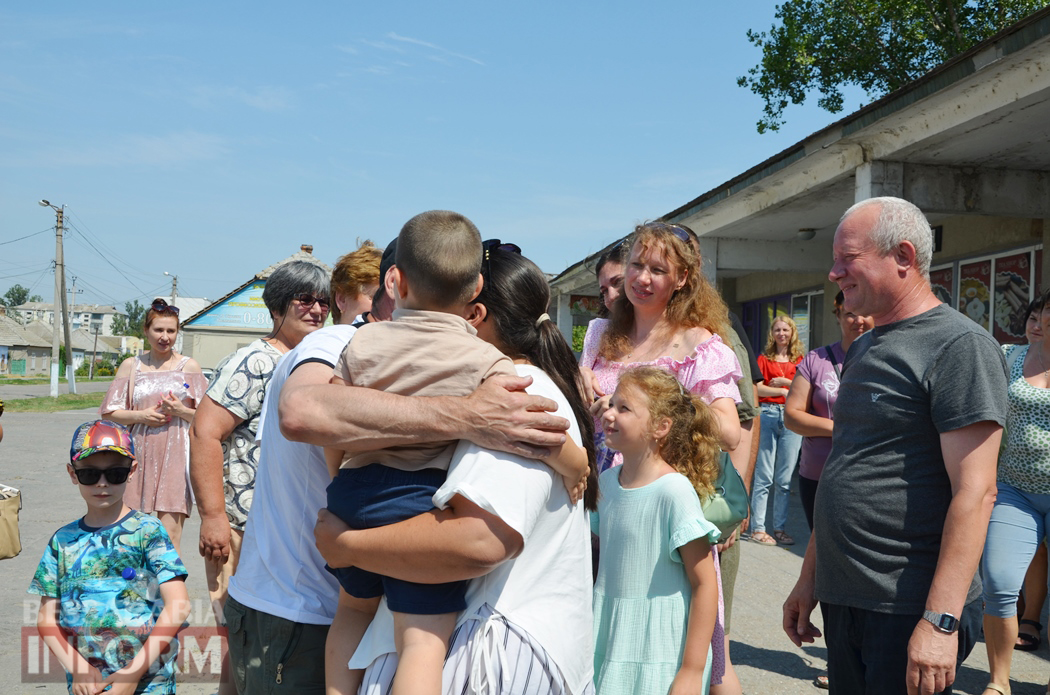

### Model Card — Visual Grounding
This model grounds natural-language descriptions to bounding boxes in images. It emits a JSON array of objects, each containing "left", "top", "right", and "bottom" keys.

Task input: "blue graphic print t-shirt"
[{"left": 28, "top": 510, "right": 187, "bottom": 694}]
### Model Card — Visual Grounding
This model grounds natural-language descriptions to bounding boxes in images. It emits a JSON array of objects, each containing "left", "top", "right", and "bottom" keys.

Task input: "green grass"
[
  {"left": 0, "top": 376, "right": 114, "bottom": 386},
  {"left": 2, "top": 392, "right": 105, "bottom": 412}
]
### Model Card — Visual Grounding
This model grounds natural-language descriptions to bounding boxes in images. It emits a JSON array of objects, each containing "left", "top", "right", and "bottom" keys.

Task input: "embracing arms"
[
  {"left": 315, "top": 494, "right": 523, "bottom": 584},
  {"left": 279, "top": 363, "right": 569, "bottom": 459}
]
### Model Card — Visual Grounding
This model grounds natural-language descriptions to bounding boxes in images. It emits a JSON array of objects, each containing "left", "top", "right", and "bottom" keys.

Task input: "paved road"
[
  {"left": 0, "top": 379, "right": 114, "bottom": 400},
  {"left": 1, "top": 409, "right": 1048, "bottom": 693}
]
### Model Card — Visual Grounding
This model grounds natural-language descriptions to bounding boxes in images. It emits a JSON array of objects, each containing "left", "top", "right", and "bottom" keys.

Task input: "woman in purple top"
[{"left": 784, "top": 291, "right": 873, "bottom": 530}]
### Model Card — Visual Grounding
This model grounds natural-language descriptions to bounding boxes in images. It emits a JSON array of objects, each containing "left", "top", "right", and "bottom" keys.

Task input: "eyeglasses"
[
  {"left": 292, "top": 292, "right": 331, "bottom": 312},
  {"left": 151, "top": 299, "right": 180, "bottom": 316},
  {"left": 482, "top": 239, "right": 522, "bottom": 277},
  {"left": 72, "top": 466, "right": 132, "bottom": 485}
]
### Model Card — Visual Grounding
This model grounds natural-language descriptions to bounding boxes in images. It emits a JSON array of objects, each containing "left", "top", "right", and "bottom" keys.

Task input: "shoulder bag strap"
[{"left": 824, "top": 344, "right": 841, "bottom": 379}]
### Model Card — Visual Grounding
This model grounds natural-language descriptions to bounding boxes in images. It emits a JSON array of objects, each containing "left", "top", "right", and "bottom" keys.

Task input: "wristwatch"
[{"left": 922, "top": 610, "right": 959, "bottom": 633}]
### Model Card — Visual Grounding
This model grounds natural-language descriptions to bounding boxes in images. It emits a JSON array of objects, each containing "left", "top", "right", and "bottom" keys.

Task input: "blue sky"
[{"left": 0, "top": 2, "right": 867, "bottom": 308}]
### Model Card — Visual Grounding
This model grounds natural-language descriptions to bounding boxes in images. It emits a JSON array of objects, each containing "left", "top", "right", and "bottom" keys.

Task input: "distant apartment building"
[{"left": 13, "top": 302, "right": 124, "bottom": 335}]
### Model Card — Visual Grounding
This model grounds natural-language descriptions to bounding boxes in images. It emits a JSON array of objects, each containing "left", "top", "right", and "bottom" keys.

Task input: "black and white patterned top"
[{"left": 206, "top": 338, "right": 282, "bottom": 530}]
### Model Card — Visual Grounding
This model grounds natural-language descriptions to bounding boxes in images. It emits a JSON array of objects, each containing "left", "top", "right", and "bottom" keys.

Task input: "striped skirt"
[{"left": 359, "top": 604, "right": 594, "bottom": 695}]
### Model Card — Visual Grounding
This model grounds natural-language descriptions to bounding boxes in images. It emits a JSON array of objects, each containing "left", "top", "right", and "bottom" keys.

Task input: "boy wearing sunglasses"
[{"left": 29, "top": 420, "right": 190, "bottom": 695}]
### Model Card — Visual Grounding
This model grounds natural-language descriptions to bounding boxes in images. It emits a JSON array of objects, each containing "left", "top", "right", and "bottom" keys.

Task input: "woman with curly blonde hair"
[
  {"left": 748, "top": 315, "right": 806, "bottom": 546},
  {"left": 580, "top": 222, "right": 742, "bottom": 473}
]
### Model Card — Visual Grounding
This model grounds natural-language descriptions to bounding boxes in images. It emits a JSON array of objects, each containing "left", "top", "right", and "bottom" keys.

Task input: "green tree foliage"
[
  {"left": 738, "top": 0, "right": 1049, "bottom": 133},
  {"left": 110, "top": 300, "right": 146, "bottom": 339},
  {"left": 572, "top": 324, "right": 587, "bottom": 354},
  {"left": 1, "top": 284, "right": 44, "bottom": 307}
]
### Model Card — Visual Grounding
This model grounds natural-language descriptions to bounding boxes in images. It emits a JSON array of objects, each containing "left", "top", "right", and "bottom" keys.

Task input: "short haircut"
[
  {"left": 330, "top": 240, "right": 382, "bottom": 323},
  {"left": 395, "top": 210, "right": 482, "bottom": 307},
  {"left": 262, "top": 260, "right": 331, "bottom": 319},
  {"left": 842, "top": 197, "right": 933, "bottom": 279}
]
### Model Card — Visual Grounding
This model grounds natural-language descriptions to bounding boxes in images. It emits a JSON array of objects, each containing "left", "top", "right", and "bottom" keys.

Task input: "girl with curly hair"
[{"left": 593, "top": 365, "right": 723, "bottom": 694}]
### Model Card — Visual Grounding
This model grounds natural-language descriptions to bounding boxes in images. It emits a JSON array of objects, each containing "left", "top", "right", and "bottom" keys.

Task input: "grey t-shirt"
[{"left": 813, "top": 303, "right": 1008, "bottom": 614}]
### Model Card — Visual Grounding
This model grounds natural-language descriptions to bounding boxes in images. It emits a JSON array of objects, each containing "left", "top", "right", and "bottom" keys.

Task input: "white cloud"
[{"left": 386, "top": 32, "right": 484, "bottom": 66}]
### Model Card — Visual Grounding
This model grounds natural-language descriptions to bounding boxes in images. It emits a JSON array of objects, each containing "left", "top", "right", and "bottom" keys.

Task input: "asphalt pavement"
[
  {"left": 1, "top": 408, "right": 1048, "bottom": 694},
  {"left": 0, "top": 379, "right": 114, "bottom": 400}
]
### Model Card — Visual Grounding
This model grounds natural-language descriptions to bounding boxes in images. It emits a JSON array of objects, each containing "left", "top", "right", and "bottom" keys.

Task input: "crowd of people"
[{"left": 22, "top": 196, "right": 1050, "bottom": 695}]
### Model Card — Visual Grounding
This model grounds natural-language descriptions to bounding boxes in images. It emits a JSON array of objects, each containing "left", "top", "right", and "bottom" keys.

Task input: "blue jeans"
[
  {"left": 750, "top": 403, "right": 802, "bottom": 534},
  {"left": 982, "top": 481, "right": 1050, "bottom": 617}
]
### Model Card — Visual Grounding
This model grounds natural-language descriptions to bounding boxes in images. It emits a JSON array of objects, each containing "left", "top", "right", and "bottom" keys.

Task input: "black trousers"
[{"left": 823, "top": 597, "right": 982, "bottom": 695}]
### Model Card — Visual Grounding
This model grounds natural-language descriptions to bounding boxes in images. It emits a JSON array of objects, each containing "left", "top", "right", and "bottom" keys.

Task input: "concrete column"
[
  {"left": 1043, "top": 220, "right": 1050, "bottom": 293},
  {"left": 697, "top": 237, "right": 718, "bottom": 285},
  {"left": 855, "top": 160, "right": 904, "bottom": 202},
  {"left": 554, "top": 291, "right": 573, "bottom": 347}
]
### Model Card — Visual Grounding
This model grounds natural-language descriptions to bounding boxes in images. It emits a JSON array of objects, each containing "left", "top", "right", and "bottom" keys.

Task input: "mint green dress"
[{"left": 591, "top": 469, "right": 720, "bottom": 695}]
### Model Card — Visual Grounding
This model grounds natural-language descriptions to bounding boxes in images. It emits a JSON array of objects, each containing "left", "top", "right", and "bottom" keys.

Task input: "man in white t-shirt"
[{"left": 224, "top": 241, "right": 383, "bottom": 694}]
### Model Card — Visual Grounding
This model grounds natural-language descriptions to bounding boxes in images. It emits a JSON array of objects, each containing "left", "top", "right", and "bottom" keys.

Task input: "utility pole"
[
  {"left": 40, "top": 199, "right": 77, "bottom": 396},
  {"left": 58, "top": 239, "right": 76, "bottom": 395},
  {"left": 89, "top": 326, "right": 99, "bottom": 379},
  {"left": 68, "top": 276, "right": 83, "bottom": 329},
  {"left": 40, "top": 200, "right": 63, "bottom": 397},
  {"left": 165, "top": 271, "right": 178, "bottom": 304}
]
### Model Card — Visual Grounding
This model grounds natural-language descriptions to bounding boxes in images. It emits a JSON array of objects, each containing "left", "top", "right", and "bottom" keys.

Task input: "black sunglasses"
[
  {"left": 72, "top": 466, "right": 132, "bottom": 485},
  {"left": 292, "top": 292, "right": 331, "bottom": 311},
  {"left": 482, "top": 239, "right": 522, "bottom": 277},
  {"left": 151, "top": 299, "right": 180, "bottom": 316}
]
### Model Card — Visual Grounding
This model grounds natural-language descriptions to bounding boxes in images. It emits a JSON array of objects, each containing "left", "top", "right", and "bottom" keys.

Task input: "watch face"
[{"left": 937, "top": 615, "right": 956, "bottom": 630}]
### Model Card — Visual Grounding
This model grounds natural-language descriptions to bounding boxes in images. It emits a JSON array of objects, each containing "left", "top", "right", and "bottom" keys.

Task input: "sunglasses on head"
[
  {"left": 292, "top": 292, "right": 331, "bottom": 311},
  {"left": 151, "top": 299, "right": 179, "bottom": 316},
  {"left": 482, "top": 239, "right": 522, "bottom": 276},
  {"left": 648, "top": 222, "right": 692, "bottom": 245},
  {"left": 72, "top": 466, "right": 132, "bottom": 485}
]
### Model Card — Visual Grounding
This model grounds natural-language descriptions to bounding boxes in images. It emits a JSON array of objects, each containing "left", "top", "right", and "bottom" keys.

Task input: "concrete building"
[
  {"left": 180, "top": 245, "right": 331, "bottom": 369},
  {"left": 551, "top": 8, "right": 1050, "bottom": 352},
  {"left": 13, "top": 302, "right": 124, "bottom": 336}
]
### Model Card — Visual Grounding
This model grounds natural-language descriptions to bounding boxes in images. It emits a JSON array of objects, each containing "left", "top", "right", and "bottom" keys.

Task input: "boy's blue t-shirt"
[{"left": 28, "top": 510, "right": 188, "bottom": 694}]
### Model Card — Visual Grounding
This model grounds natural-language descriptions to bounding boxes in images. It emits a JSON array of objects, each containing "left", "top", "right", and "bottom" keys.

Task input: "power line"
[
  {"left": 66, "top": 212, "right": 145, "bottom": 276},
  {"left": 0, "top": 263, "right": 53, "bottom": 281},
  {"left": 63, "top": 231, "right": 150, "bottom": 297},
  {"left": 0, "top": 228, "right": 52, "bottom": 247}
]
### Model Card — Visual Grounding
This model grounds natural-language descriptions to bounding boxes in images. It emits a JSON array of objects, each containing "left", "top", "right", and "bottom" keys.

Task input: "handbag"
[
  {"left": 701, "top": 452, "right": 750, "bottom": 537},
  {"left": 0, "top": 484, "right": 22, "bottom": 560}
]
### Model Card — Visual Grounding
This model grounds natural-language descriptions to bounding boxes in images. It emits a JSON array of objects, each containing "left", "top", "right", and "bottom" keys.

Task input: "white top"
[
  {"left": 350, "top": 364, "right": 595, "bottom": 694},
  {"left": 228, "top": 323, "right": 358, "bottom": 625}
]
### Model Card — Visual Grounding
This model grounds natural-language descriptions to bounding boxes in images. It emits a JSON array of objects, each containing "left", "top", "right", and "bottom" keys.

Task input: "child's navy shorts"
[{"left": 325, "top": 463, "right": 467, "bottom": 615}]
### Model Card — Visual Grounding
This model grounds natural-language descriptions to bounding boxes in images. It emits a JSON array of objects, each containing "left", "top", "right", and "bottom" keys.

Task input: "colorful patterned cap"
[{"left": 70, "top": 420, "right": 136, "bottom": 464}]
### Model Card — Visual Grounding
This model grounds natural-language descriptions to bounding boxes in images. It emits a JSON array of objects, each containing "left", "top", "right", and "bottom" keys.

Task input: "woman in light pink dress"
[
  {"left": 580, "top": 222, "right": 743, "bottom": 689},
  {"left": 101, "top": 298, "right": 208, "bottom": 554}
]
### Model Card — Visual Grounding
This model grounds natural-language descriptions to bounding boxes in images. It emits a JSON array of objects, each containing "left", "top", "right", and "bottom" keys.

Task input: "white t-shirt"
[
  {"left": 350, "top": 364, "right": 594, "bottom": 694},
  {"left": 228, "top": 323, "right": 357, "bottom": 625}
]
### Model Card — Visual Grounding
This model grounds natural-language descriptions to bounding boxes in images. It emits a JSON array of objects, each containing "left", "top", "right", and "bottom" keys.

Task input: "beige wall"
[
  {"left": 181, "top": 328, "right": 267, "bottom": 370},
  {"left": 934, "top": 215, "right": 1043, "bottom": 263}
]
